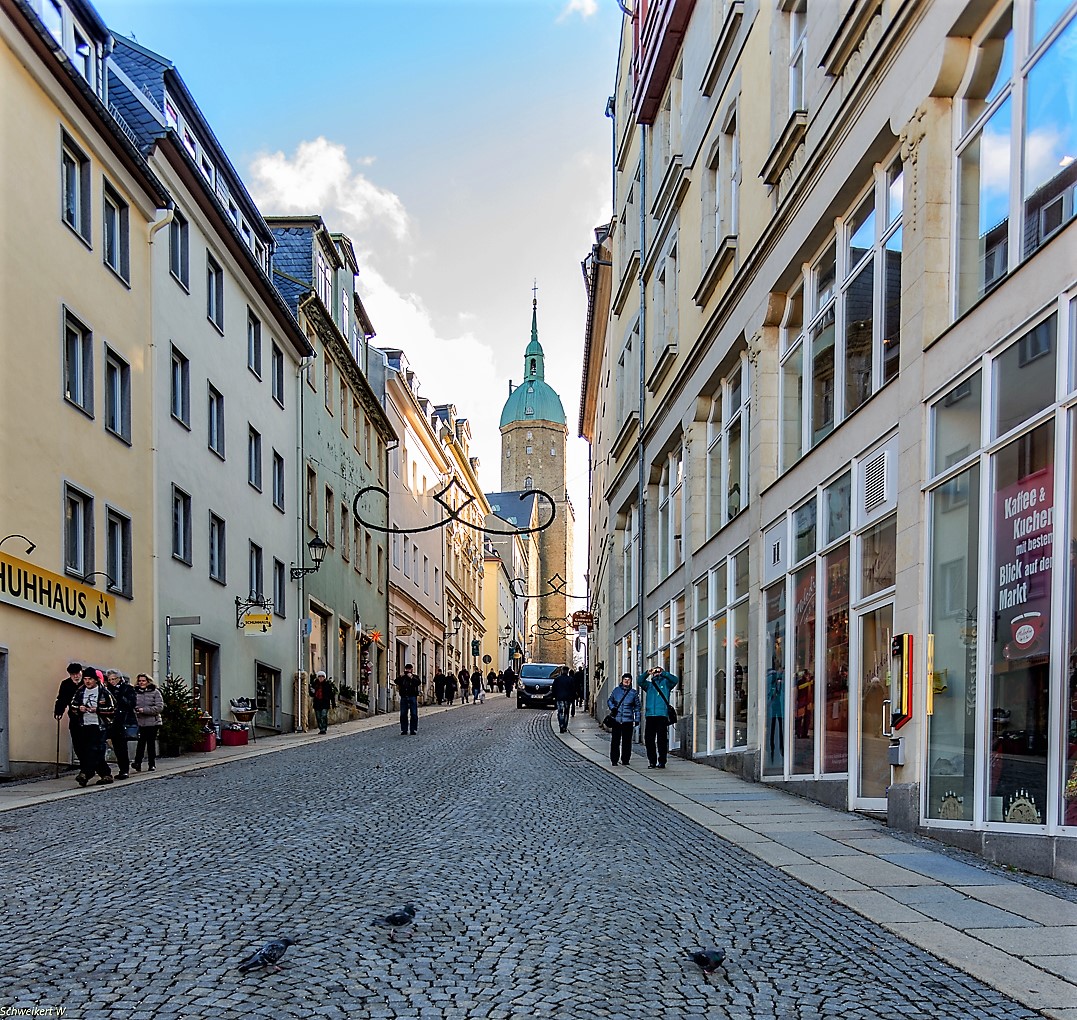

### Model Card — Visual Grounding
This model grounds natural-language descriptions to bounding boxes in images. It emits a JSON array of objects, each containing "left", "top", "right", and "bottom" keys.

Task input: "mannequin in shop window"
[{"left": 766, "top": 666, "right": 784, "bottom": 762}]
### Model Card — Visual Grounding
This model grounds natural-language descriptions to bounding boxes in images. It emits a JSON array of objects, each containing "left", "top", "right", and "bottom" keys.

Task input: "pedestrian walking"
[
  {"left": 444, "top": 671, "right": 458, "bottom": 705},
  {"left": 104, "top": 669, "right": 136, "bottom": 779},
  {"left": 394, "top": 664, "right": 420, "bottom": 735},
  {"left": 503, "top": 666, "right": 516, "bottom": 697},
  {"left": 639, "top": 665, "right": 679, "bottom": 769},
  {"left": 551, "top": 667, "right": 575, "bottom": 732},
  {"left": 459, "top": 668, "right": 471, "bottom": 704},
  {"left": 573, "top": 668, "right": 586, "bottom": 710},
  {"left": 607, "top": 673, "right": 640, "bottom": 767},
  {"left": 471, "top": 670, "right": 483, "bottom": 704},
  {"left": 487, "top": 669, "right": 498, "bottom": 695},
  {"left": 434, "top": 669, "right": 447, "bottom": 705},
  {"left": 53, "top": 661, "right": 83, "bottom": 774},
  {"left": 132, "top": 672, "right": 163, "bottom": 772},
  {"left": 69, "top": 667, "right": 116, "bottom": 785},
  {"left": 311, "top": 671, "right": 336, "bottom": 734}
]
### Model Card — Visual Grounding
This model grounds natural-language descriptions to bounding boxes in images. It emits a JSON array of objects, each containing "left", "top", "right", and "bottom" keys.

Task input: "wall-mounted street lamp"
[
  {"left": 452, "top": 613, "right": 462, "bottom": 636},
  {"left": 0, "top": 534, "right": 36, "bottom": 555},
  {"left": 290, "top": 534, "right": 328, "bottom": 580}
]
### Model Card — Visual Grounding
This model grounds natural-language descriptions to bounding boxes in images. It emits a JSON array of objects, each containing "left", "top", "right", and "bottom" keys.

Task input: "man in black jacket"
[
  {"left": 69, "top": 668, "right": 116, "bottom": 785},
  {"left": 104, "top": 670, "right": 137, "bottom": 779},
  {"left": 394, "top": 664, "right": 421, "bottom": 735},
  {"left": 53, "top": 661, "right": 83, "bottom": 777},
  {"left": 551, "top": 667, "right": 576, "bottom": 733}
]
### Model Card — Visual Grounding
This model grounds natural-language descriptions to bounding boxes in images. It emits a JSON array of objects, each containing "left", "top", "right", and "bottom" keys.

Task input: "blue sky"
[{"left": 96, "top": 0, "right": 623, "bottom": 591}]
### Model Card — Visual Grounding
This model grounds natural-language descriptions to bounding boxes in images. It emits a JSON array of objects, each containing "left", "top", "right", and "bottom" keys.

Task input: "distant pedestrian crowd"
[{"left": 53, "top": 662, "right": 164, "bottom": 786}]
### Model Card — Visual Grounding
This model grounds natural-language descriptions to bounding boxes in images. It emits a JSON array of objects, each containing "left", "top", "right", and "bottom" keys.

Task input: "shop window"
[
  {"left": 822, "top": 543, "right": 850, "bottom": 773},
  {"left": 764, "top": 581, "right": 787, "bottom": 777},
  {"left": 988, "top": 419, "right": 1053, "bottom": 823},
  {"left": 791, "top": 563, "right": 817, "bottom": 776},
  {"left": 994, "top": 313, "right": 1057, "bottom": 438},
  {"left": 1064, "top": 414, "right": 1077, "bottom": 827},
  {"left": 859, "top": 514, "right": 897, "bottom": 597},
  {"left": 933, "top": 370, "right": 982, "bottom": 475}
]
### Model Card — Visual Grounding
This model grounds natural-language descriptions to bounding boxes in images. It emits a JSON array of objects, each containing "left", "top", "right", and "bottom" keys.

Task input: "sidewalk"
[
  {"left": 0, "top": 703, "right": 428, "bottom": 813},
  {"left": 557, "top": 714, "right": 1077, "bottom": 1020}
]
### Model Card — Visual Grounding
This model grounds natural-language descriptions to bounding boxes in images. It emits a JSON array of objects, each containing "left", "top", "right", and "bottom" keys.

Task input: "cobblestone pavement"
[{"left": 0, "top": 700, "right": 1048, "bottom": 1019}]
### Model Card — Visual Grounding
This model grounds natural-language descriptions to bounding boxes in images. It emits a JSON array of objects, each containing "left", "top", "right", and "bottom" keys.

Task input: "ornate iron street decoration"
[
  {"left": 235, "top": 593, "right": 273, "bottom": 630},
  {"left": 352, "top": 477, "right": 555, "bottom": 538},
  {"left": 510, "top": 572, "right": 588, "bottom": 601}
]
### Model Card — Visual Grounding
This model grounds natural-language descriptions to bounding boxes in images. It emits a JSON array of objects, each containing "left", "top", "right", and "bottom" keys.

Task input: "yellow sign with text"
[
  {"left": 0, "top": 551, "right": 116, "bottom": 636},
  {"left": 241, "top": 612, "right": 273, "bottom": 635}
]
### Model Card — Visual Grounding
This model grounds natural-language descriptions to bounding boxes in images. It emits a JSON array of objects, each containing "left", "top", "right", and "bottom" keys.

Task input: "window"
[
  {"left": 169, "top": 211, "right": 189, "bottom": 288},
  {"left": 42, "top": 0, "right": 63, "bottom": 42},
  {"left": 63, "top": 310, "right": 93, "bottom": 415},
  {"left": 656, "top": 445, "right": 684, "bottom": 577},
  {"left": 273, "top": 559, "right": 286, "bottom": 617},
  {"left": 315, "top": 250, "right": 332, "bottom": 308},
  {"left": 208, "top": 512, "right": 226, "bottom": 583},
  {"left": 247, "top": 310, "right": 261, "bottom": 377},
  {"left": 61, "top": 133, "right": 90, "bottom": 241},
  {"left": 433, "top": 564, "right": 439, "bottom": 602},
  {"left": 170, "top": 346, "right": 190, "bottom": 427},
  {"left": 171, "top": 485, "right": 192, "bottom": 564},
  {"left": 249, "top": 542, "right": 263, "bottom": 598},
  {"left": 207, "top": 384, "right": 225, "bottom": 457},
  {"left": 412, "top": 547, "right": 419, "bottom": 584},
  {"left": 340, "top": 382, "right": 349, "bottom": 434},
  {"left": 271, "top": 343, "right": 285, "bottom": 406},
  {"left": 247, "top": 426, "right": 262, "bottom": 490},
  {"left": 706, "top": 362, "right": 749, "bottom": 535},
  {"left": 392, "top": 532, "right": 400, "bottom": 569},
  {"left": 620, "top": 504, "right": 639, "bottom": 611},
  {"left": 102, "top": 183, "right": 129, "bottom": 281},
  {"left": 353, "top": 399, "right": 361, "bottom": 451},
  {"left": 788, "top": 1, "right": 807, "bottom": 113},
  {"left": 64, "top": 483, "right": 93, "bottom": 576},
  {"left": 423, "top": 555, "right": 430, "bottom": 593},
  {"left": 377, "top": 544, "right": 384, "bottom": 592},
  {"left": 956, "top": 4, "right": 1077, "bottom": 313},
  {"left": 402, "top": 536, "right": 410, "bottom": 576},
  {"left": 272, "top": 451, "right": 285, "bottom": 511},
  {"left": 324, "top": 486, "right": 335, "bottom": 547},
  {"left": 341, "top": 504, "right": 350, "bottom": 561},
  {"left": 779, "top": 157, "right": 902, "bottom": 468},
  {"left": 207, "top": 254, "right": 224, "bottom": 330},
  {"left": 103, "top": 346, "right": 130, "bottom": 443},
  {"left": 324, "top": 357, "right": 333, "bottom": 413},
  {"left": 306, "top": 466, "right": 317, "bottom": 529},
  {"left": 354, "top": 519, "right": 362, "bottom": 574}
]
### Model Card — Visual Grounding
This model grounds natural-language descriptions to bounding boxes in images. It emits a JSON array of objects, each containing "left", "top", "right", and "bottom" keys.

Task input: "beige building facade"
[
  {"left": 582, "top": 0, "right": 1077, "bottom": 878},
  {"left": 0, "top": 0, "right": 169, "bottom": 772}
]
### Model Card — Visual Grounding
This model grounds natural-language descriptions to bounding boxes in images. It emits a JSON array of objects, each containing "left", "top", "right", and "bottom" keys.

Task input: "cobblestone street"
[{"left": 0, "top": 699, "right": 1050, "bottom": 1019}]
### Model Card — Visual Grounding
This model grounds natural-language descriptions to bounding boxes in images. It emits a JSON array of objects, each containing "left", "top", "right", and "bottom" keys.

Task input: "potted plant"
[
  {"left": 159, "top": 674, "right": 205, "bottom": 756},
  {"left": 337, "top": 684, "right": 356, "bottom": 703}
]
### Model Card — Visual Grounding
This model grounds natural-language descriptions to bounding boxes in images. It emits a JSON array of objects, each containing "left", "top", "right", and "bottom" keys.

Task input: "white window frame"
[
  {"left": 61, "top": 133, "right": 90, "bottom": 242},
  {"left": 63, "top": 482, "right": 93, "bottom": 577},
  {"left": 169, "top": 211, "right": 189, "bottom": 289},
  {"left": 272, "top": 450, "right": 285, "bottom": 512},
  {"left": 271, "top": 343, "right": 285, "bottom": 407},
  {"left": 247, "top": 309, "right": 262, "bottom": 377},
  {"left": 247, "top": 425, "right": 262, "bottom": 491},
  {"left": 171, "top": 485, "right": 192, "bottom": 565},
  {"left": 208, "top": 511, "right": 226, "bottom": 583},
  {"left": 63, "top": 309, "right": 93, "bottom": 416},
  {"left": 207, "top": 253, "right": 224, "bottom": 331},
  {"left": 249, "top": 541, "right": 263, "bottom": 599},
  {"left": 103, "top": 345, "right": 130, "bottom": 443},
  {"left": 102, "top": 181, "right": 129, "bottom": 282},
  {"left": 706, "top": 357, "right": 749, "bottom": 536},
  {"left": 207, "top": 383, "right": 225, "bottom": 458},
  {"left": 170, "top": 345, "right": 190, "bottom": 427},
  {"left": 273, "top": 559, "right": 286, "bottom": 617}
]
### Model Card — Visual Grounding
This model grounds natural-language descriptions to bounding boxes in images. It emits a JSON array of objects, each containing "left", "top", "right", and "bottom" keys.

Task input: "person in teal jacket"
[{"left": 638, "top": 666, "right": 679, "bottom": 769}]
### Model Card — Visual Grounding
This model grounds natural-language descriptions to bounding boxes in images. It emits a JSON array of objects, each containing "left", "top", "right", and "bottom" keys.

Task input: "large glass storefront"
[
  {"left": 926, "top": 294, "right": 1076, "bottom": 829},
  {"left": 692, "top": 548, "right": 750, "bottom": 755}
]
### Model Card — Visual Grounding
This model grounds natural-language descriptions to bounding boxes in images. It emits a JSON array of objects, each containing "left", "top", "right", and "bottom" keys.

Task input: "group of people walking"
[
  {"left": 53, "top": 662, "right": 164, "bottom": 785},
  {"left": 430, "top": 666, "right": 517, "bottom": 707}
]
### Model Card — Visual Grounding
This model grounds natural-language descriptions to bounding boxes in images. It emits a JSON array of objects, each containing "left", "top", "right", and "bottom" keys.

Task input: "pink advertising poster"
[{"left": 995, "top": 466, "right": 1053, "bottom": 660}]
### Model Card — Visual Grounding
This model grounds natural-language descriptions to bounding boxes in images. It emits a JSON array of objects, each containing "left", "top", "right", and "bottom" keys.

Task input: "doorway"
[
  {"left": 192, "top": 639, "right": 220, "bottom": 720},
  {"left": 853, "top": 602, "right": 892, "bottom": 807}
]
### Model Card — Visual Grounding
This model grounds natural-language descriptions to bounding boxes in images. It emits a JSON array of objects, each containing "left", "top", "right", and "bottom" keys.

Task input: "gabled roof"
[{"left": 484, "top": 491, "right": 540, "bottom": 529}]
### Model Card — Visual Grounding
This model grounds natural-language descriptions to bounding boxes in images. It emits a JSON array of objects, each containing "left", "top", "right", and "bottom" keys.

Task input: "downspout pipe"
[
  {"left": 147, "top": 202, "right": 174, "bottom": 679},
  {"left": 295, "top": 351, "right": 315, "bottom": 732},
  {"left": 636, "top": 124, "right": 647, "bottom": 677}
]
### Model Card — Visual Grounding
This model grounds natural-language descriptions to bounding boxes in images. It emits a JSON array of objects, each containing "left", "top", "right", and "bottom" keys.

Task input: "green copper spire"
[{"left": 500, "top": 291, "right": 565, "bottom": 428}]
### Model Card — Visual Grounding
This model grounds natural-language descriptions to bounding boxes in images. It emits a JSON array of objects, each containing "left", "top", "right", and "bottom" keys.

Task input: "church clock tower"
[{"left": 500, "top": 298, "right": 574, "bottom": 666}]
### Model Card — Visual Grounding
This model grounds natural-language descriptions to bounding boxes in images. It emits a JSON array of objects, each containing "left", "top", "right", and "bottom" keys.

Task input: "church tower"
[{"left": 500, "top": 298, "right": 575, "bottom": 666}]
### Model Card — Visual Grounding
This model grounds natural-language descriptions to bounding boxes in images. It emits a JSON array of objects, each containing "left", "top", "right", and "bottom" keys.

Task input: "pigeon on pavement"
[
  {"left": 375, "top": 903, "right": 417, "bottom": 940},
  {"left": 686, "top": 948, "right": 726, "bottom": 975},
  {"left": 237, "top": 936, "right": 296, "bottom": 973}
]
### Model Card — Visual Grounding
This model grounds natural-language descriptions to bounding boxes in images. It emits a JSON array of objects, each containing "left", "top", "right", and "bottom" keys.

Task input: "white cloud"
[
  {"left": 248, "top": 137, "right": 410, "bottom": 241},
  {"left": 558, "top": 0, "right": 598, "bottom": 22},
  {"left": 247, "top": 138, "right": 504, "bottom": 488}
]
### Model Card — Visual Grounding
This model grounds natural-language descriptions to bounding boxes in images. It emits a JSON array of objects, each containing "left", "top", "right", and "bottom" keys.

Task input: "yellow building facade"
[{"left": 0, "top": 0, "right": 168, "bottom": 772}]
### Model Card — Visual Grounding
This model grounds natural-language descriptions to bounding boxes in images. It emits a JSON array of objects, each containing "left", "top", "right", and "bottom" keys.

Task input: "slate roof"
[
  {"left": 484, "top": 491, "right": 539, "bottom": 528},
  {"left": 268, "top": 224, "right": 316, "bottom": 317}
]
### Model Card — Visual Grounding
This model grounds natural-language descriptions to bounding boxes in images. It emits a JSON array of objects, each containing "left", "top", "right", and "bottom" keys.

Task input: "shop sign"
[
  {"left": 0, "top": 551, "right": 116, "bottom": 636},
  {"left": 240, "top": 612, "right": 273, "bottom": 635},
  {"left": 995, "top": 467, "right": 1053, "bottom": 660}
]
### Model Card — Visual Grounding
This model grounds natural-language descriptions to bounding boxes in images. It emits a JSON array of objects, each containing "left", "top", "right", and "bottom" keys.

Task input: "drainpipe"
[
  {"left": 295, "top": 352, "right": 314, "bottom": 732},
  {"left": 635, "top": 125, "right": 648, "bottom": 677},
  {"left": 147, "top": 202, "right": 174, "bottom": 679}
]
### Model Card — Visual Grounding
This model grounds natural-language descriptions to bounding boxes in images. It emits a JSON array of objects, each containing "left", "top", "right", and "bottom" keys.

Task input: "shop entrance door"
[{"left": 852, "top": 602, "right": 892, "bottom": 810}]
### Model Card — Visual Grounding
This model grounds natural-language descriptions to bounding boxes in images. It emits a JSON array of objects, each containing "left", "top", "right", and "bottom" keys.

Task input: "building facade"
[
  {"left": 381, "top": 349, "right": 449, "bottom": 697},
  {"left": 107, "top": 36, "right": 314, "bottom": 733},
  {"left": 582, "top": 0, "right": 1077, "bottom": 878},
  {"left": 268, "top": 216, "right": 395, "bottom": 720},
  {"left": 0, "top": 0, "right": 169, "bottom": 772},
  {"left": 500, "top": 301, "right": 576, "bottom": 666}
]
